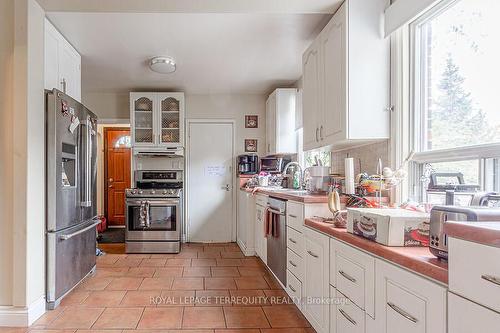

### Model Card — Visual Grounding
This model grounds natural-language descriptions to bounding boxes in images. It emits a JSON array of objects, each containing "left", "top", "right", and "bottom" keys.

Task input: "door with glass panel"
[
  {"left": 131, "top": 93, "right": 157, "bottom": 146},
  {"left": 158, "top": 93, "right": 185, "bottom": 147}
]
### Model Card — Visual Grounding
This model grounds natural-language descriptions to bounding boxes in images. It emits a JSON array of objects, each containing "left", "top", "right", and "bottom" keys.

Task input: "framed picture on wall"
[
  {"left": 244, "top": 139, "right": 258, "bottom": 152},
  {"left": 245, "top": 115, "right": 258, "bottom": 128}
]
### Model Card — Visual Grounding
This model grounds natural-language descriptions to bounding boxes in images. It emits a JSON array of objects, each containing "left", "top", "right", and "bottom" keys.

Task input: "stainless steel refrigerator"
[{"left": 45, "top": 89, "right": 99, "bottom": 309}]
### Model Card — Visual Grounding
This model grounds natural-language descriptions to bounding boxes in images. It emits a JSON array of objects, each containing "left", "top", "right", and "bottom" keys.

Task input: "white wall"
[
  {"left": 82, "top": 91, "right": 130, "bottom": 122},
  {"left": 83, "top": 92, "right": 268, "bottom": 156},
  {"left": 186, "top": 94, "right": 267, "bottom": 156},
  {"left": 0, "top": 0, "right": 46, "bottom": 326},
  {"left": 0, "top": 0, "right": 15, "bottom": 307}
]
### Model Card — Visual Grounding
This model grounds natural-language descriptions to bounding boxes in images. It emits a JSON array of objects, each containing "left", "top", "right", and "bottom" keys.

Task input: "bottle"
[{"left": 293, "top": 169, "right": 300, "bottom": 189}]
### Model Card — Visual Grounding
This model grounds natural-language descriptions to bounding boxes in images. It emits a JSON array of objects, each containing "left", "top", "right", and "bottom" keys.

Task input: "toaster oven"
[{"left": 429, "top": 206, "right": 500, "bottom": 260}]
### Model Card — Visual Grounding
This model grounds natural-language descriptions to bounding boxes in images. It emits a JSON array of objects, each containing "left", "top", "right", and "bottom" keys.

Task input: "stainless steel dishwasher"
[{"left": 266, "top": 196, "right": 287, "bottom": 286}]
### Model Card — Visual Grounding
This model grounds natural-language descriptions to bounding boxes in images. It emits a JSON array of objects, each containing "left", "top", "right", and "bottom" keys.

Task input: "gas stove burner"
[{"left": 126, "top": 188, "right": 181, "bottom": 198}]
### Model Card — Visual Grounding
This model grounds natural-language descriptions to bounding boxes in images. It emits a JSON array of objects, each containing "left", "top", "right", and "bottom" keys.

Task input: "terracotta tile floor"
[{"left": 2, "top": 243, "right": 315, "bottom": 333}]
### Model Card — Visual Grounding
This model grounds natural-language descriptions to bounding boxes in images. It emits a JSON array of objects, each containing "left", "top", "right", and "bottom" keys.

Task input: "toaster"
[{"left": 429, "top": 206, "right": 500, "bottom": 260}]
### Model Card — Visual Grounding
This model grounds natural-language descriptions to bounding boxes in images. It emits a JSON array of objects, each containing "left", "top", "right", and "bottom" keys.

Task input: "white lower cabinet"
[
  {"left": 254, "top": 195, "right": 267, "bottom": 263},
  {"left": 237, "top": 190, "right": 255, "bottom": 256},
  {"left": 448, "top": 292, "right": 500, "bottom": 333},
  {"left": 374, "top": 259, "right": 447, "bottom": 333},
  {"left": 304, "top": 227, "right": 330, "bottom": 333}
]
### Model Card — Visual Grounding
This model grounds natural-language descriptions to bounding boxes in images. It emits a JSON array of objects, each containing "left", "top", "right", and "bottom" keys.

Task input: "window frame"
[{"left": 392, "top": 0, "right": 500, "bottom": 202}]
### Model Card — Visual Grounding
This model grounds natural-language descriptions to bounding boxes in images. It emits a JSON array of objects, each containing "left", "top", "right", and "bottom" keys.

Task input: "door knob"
[
  {"left": 109, "top": 178, "right": 114, "bottom": 182},
  {"left": 221, "top": 184, "right": 230, "bottom": 191},
  {"left": 108, "top": 185, "right": 113, "bottom": 188}
]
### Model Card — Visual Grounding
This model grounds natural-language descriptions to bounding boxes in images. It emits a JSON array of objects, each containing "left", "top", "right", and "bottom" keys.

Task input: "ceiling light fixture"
[{"left": 149, "top": 56, "right": 176, "bottom": 74}]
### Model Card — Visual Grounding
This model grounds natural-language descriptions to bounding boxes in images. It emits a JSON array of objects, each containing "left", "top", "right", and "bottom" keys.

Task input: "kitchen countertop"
[
  {"left": 305, "top": 218, "right": 449, "bottom": 284},
  {"left": 444, "top": 221, "right": 500, "bottom": 248},
  {"left": 240, "top": 187, "right": 388, "bottom": 205}
]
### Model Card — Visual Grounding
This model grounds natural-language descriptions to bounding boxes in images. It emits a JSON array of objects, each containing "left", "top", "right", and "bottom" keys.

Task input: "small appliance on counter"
[
  {"left": 237, "top": 154, "right": 259, "bottom": 175},
  {"left": 304, "top": 166, "right": 331, "bottom": 194},
  {"left": 347, "top": 208, "right": 431, "bottom": 246},
  {"left": 260, "top": 155, "right": 292, "bottom": 174},
  {"left": 429, "top": 204, "right": 500, "bottom": 260},
  {"left": 426, "top": 172, "right": 480, "bottom": 206}
]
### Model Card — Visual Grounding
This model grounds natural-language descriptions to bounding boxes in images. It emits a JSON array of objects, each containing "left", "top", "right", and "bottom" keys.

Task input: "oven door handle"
[{"left": 126, "top": 199, "right": 180, "bottom": 206}]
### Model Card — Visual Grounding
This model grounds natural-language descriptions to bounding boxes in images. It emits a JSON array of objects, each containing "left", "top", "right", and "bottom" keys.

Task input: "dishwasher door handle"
[{"left": 267, "top": 207, "right": 285, "bottom": 216}]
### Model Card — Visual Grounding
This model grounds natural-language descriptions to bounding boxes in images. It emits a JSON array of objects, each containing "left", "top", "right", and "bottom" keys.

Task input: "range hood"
[{"left": 133, "top": 147, "right": 184, "bottom": 157}]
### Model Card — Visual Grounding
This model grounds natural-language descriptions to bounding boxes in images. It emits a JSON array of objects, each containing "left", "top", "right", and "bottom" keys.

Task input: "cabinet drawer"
[
  {"left": 287, "top": 201, "right": 304, "bottom": 232},
  {"left": 449, "top": 237, "right": 500, "bottom": 313},
  {"left": 287, "top": 269, "right": 302, "bottom": 308},
  {"left": 330, "top": 239, "right": 375, "bottom": 317},
  {"left": 336, "top": 254, "right": 365, "bottom": 311},
  {"left": 335, "top": 290, "right": 365, "bottom": 333},
  {"left": 255, "top": 194, "right": 267, "bottom": 206},
  {"left": 375, "top": 259, "right": 447, "bottom": 333},
  {"left": 287, "top": 226, "right": 304, "bottom": 256},
  {"left": 386, "top": 280, "right": 425, "bottom": 332},
  {"left": 449, "top": 292, "right": 500, "bottom": 333},
  {"left": 287, "top": 248, "right": 304, "bottom": 281}
]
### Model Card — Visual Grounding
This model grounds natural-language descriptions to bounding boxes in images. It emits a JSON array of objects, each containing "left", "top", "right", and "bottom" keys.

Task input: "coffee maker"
[{"left": 238, "top": 154, "right": 258, "bottom": 175}]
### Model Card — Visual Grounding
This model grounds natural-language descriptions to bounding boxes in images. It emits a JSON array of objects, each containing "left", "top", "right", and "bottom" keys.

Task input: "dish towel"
[{"left": 139, "top": 201, "right": 150, "bottom": 228}]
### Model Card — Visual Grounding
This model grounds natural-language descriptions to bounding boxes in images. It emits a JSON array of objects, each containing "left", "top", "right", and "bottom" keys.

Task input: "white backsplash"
[{"left": 331, "top": 141, "right": 389, "bottom": 176}]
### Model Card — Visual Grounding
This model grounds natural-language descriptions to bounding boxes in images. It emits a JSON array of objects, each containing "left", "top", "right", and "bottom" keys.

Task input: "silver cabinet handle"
[
  {"left": 481, "top": 274, "right": 500, "bottom": 286},
  {"left": 315, "top": 128, "right": 319, "bottom": 142},
  {"left": 59, "top": 220, "right": 100, "bottom": 241},
  {"left": 320, "top": 125, "right": 324, "bottom": 140},
  {"left": 289, "top": 214, "right": 298, "bottom": 218},
  {"left": 387, "top": 302, "right": 418, "bottom": 323},
  {"left": 338, "top": 308, "right": 357, "bottom": 326},
  {"left": 339, "top": 270, "right": 357, "bottom": 283},
  {"left": 288, "top": 284, "right": 297, "bottom": 293},
  {"left": 307, "top": 250, "right": 319, "bottom": 258},
  {"left": 289, "top": 238, "right": 297, "bottom": 244},
  {"left": 289, "top": 260, "right": 297, "bottom": 267}
]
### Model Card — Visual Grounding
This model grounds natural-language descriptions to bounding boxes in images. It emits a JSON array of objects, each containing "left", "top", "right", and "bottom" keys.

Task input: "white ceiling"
[
  {"left": 39, "top": 0, "right": 340, "bottom": 14},
  {"left": 47, "top": 12, "right": 332, "bottom": 94}
]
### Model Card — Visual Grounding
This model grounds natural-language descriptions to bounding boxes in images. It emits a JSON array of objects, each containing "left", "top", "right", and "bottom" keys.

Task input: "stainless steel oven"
[{"left": 125, "top": 170, "right": 183, "bottom": 253}]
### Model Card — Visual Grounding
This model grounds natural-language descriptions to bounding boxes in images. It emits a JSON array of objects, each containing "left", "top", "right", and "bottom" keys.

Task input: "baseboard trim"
[
  {"left": 236, "top": 239, "right": 255, "bottom": 256},
  {"left": 0, "top": 296, "right": 46, "bottom": 327}
]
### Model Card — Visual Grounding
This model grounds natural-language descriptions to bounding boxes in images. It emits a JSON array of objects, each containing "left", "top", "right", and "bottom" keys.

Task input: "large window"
[{"left": 408, "top": 0, "right": 500, "bottom": 201}]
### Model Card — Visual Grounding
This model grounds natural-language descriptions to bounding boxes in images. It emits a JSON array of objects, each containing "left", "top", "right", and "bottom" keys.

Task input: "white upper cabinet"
[
  {"left": 44, "top": 18, "right": 81, "bottom": 102},
  {"left": 265, "top": 88, "right": 298, "bottom": 155},
  {"left": 302, "top": 42, "right": 321, "bottom": 149},
  {"left": 302, "top": 0, "right": 390, "bottom": 151},
  {"left": 130, "top": 92, "right": 185, "bottom": 149}
]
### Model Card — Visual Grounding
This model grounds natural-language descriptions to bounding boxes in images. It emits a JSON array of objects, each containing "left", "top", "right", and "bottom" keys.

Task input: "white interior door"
[{"left": 187, "top": 121, "right": 234, "bottom": 243}]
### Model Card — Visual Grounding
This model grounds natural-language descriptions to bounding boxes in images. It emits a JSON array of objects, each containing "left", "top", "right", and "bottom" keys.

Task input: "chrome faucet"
[{"left": 283, "top": 161, "right": 303, "bottom": 190}]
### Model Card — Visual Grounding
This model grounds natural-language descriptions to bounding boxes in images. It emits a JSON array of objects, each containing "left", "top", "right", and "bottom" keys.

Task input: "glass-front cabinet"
[{"left": 130, "top": 92, "right": 185, "bottom": 148}]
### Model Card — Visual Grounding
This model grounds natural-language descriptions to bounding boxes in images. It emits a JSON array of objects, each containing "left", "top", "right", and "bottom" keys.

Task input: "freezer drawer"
[{"left": 46, "top": 220, "right": 98, "bottom": 309}]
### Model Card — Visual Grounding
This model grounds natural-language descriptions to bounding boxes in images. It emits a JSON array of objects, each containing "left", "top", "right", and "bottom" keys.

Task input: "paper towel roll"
[{"left": 345, "top": 158, "right": 355, "bottom": 194}]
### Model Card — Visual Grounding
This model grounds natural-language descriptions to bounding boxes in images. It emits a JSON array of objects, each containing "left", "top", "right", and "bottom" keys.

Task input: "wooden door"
[{"left": 105, "top": 128, "right": 131, "bottom": 226}]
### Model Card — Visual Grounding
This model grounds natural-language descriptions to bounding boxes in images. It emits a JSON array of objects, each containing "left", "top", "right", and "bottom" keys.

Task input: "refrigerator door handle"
[
  {"left": 80, "top": 116, "right": 92, "bottom": 207},
  {"left": 59, "top": 220, "right": 100, "bottom": 241}
]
